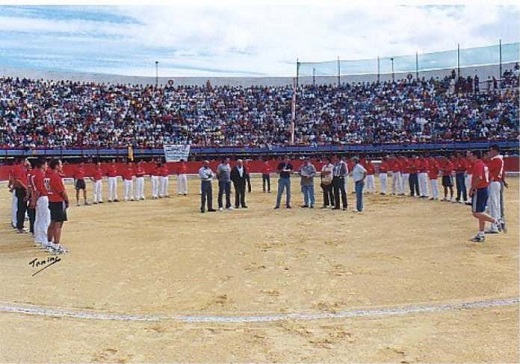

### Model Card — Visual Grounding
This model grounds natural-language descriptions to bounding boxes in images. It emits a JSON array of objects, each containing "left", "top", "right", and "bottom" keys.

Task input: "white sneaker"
[
  {"left": 218, "top": 207, "right": 223, "bottom": 211},
  {"left": 227, "top": 207, "right": 234, "bottom": 210},
  {"left": 49, "top": 244, "right": 68, "bottom": 255}
]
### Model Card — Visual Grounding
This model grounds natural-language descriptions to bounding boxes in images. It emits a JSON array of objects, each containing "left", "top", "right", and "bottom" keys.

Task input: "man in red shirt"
[
  {"left": 440, "top": 157, "right": 454, "bottom": 201},
  {"left": 91, "top": 161, "right": 104, "bottom": 204},
  {"left": 26, "top": 162, "right": 36, "bottom": 237},
  {"left": 150, "top": 161, "right": 160, "bottom": 199},
  {"left": 13, "top": 157, "right": 29, "bottom": 233},
  {"left": 261, "top": 159, "right": 272, "bottom": 193},
  {"left": 176, "top": 159, "right": 188, "bottom": 196},
  {"left": 378, "top": 156, "right": 389, "bottom": 195},
  {"left": 73, "top": 161, "right": 89, "bottom": 206},
  {"left": 159, "top": 162, "right": 170, "bottom": 198},
  {"left": 135, "top": 160, "right": 146, "bottom": 200},
  {"left": 32, "top": 158, "right": 51, "bottom": 248},
  {"left": 464, "top": 156, "right": 474, "bottom": 205},
  {"left": 391, "top": 156, "right": 402, "bottom": 196},
  {"left": 467, "top": 150, "right": 499, "bottom": 243},
  {"left": 107, "top": 159, "right": 119, "bottom": 202},
  {"left": 418, "top": 155, "right": 429, "bottom": 198},
  {"left": 486, "top": 145, "right": 506, "bottom": 233},
  {"left": 364, "top": 159, "right": 376, "bottom": 193},
  {"left": 454, "top": 152, "right": 468, "bottom": 203},
  {"left": 123, "top": 161, "right": 135, "bottom": 202},
  {"left": 408, "top": 156, "right": 420, "bottom": 197},
  {"left": 428, "top": 157, "right": 440, "bottom": 200},
  {"left": 46, "top": 159, "right": 70, "bottom": 254}
]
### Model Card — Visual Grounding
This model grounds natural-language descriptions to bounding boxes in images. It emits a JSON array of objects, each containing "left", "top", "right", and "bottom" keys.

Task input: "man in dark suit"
[{"left": 230, "top": 159, "right": 249, "bottom": 208}]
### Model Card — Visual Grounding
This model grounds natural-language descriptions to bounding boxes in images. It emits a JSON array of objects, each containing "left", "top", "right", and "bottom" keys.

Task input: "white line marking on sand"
[{"left": 0, "top": 297, "right": 518, "bottom": 323}]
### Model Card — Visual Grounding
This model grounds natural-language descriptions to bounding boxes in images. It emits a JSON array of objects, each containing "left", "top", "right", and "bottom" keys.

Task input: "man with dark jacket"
[{"left": 230, "top": 159, "right": 249, "bottom": 208}]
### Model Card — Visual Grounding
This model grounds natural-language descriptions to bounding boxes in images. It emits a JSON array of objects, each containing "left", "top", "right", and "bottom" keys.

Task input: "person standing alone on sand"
[
  {"left": 274, "top": 155, "right": 293, "bottom": 209},
  {"left": 199, "top": 160, "right": 216, "bottom": 213}
]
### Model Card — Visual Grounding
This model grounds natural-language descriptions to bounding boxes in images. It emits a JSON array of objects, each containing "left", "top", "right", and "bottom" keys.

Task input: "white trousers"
[
  {"left": 11, "top": 190, "right": 18, "bottom": 227},
  {"left": 34, "top": 196, "right": 50, "bottom": 244},
  {"left": 419, "top": 173, "right": 429, "bottom": 197},
  {"left": 366, "top": 175, "right": 375, "bottom": 193},
  {"left": 135, "top": 177, "right": 145, "bottom": 199},
  {"left": 392, "top": 172, "right": 402, "bottom": 194},
  {"left": 379, "top": 173, "right": 388, "bottom": 194},
  {"left": 160, "top": 176, "right": 169, "bottom": 197},
  {"left": 177, "top": 174, "right": 188, "bottom": 195},
  {"left": 489, "top": 181, "right": 501, "bottom": 231},
  {"left": 108, "top": 177, "right": 118, "bottom": 201},
  {"left": 124, "top": 179, "right": 134, "bottom": 201},
  {"left": 93, "top": 180, "right": 103, "bottom": 203},
  {"left": 465, "top": 174, "right": 472, "bottom": 202},
  {"left": 430, "top": 179, "right": 439, "bottom": 199},
  {"left": 151, "top": 176, "right": 159, "bottom": 198},
  {"left": 401, "top": 173, "right": 410, "bottom": 195}
]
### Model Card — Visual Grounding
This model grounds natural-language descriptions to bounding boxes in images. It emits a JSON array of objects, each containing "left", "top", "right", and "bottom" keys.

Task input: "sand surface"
[{"left": 0, "top": 176, "right": 518, "bottom": 363}]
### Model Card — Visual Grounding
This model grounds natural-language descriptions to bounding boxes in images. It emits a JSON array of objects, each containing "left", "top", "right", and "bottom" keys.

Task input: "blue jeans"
[
  {"left": 218, "top": 181, "right": 232, "bottom": 208},
  {"left": 275, "top": 178, "right": 291, "bottom": 207},
  {"left": 301, "top": 184, "right": 315, "bottom": 207},
  {"left": 355, "top": 181, "right": 364, "bottom": 212}
]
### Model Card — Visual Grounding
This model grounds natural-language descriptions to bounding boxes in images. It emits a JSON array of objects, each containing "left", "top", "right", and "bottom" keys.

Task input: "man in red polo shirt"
[
  {"left": 107, "top": 159, "right": 119, "bottom": 202},
  {"left": 400, "top": 156, "right": 410, "bottom": 196},
  {"left": 440, "top": 157, "right": 454, "bottom": 201},
  {"left": 13, "top": 157, "right": 29, "bottom": 234},
  {"left": 73, "top": 161, "right": 89, "bottom": 206},
  {"left": 428, "top": 157, "right": 440, "bottom": 200},
  {"left": 391, "top": 156, "right": 402, "bottom": 196},
  {"left": 378, "top": 156, "right": 390, "bottom": 195},
  {"left": 467, "top": 150, "right": 499, "bottom": 243},
  {"left": 32, "top": 158, "right": 51, "bottom": 248},
  {"left": 46, "top": 159, "right": 70, "bottom": 254},
  {"left": 418, "top": 155, "right": 429, "bottom": 198},
  {"left": 135, "top": 160, "right": 146, "bottom": 200},
  {"left": 159, "top": 162, "right": 170, "bottom": 198},
  {"left": 176, "top": 159, "right": 188, "bottom": 196},
  {"left": 91, "top": 161, "right": 104, "bottom": 204},
  {"left": 486, "top": 145, "right": 506, "bottom": 233},
  {"left": 261, "top": 159, "right": 272, "bottom": 193},
  {"left": 123, "top": 161, "right": 135, "bottom": 202},
  {"left": 364, "top": 159, "right": 375, "bottom": 193}
]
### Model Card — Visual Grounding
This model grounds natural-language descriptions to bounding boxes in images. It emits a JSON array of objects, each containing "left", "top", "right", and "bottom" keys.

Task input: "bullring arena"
[{"left": 0, "top": 171, "right": 518, "bottom": 362}]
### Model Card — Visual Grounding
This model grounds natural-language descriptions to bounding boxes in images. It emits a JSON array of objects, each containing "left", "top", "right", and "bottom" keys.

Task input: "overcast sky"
[{"left": 0, "top": 0, "right": 518, "bottom": 77}]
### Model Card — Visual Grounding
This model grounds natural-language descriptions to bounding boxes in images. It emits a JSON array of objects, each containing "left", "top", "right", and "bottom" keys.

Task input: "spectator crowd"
[{"left": 0, "top": 64, "right": 518, "bottom": 149}]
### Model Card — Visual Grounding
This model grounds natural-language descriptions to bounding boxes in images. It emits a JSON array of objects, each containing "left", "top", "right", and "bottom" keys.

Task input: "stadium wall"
[{"left": 0, "top": 157, "right": 518, "bottom": 181}]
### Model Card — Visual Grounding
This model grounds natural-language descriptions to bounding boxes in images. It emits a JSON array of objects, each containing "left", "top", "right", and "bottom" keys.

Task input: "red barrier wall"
[{"left": 1, "top": 158, "right": 518, "bottom": 181}]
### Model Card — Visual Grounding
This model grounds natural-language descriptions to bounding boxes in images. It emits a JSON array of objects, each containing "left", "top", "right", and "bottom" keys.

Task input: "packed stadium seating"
[{"left": 0, "top": 65, "right": 518, "bottom": 149}]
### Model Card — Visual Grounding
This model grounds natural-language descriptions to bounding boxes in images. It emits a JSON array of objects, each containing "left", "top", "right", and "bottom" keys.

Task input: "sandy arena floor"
[{"left": 0, "top": 176, "right": 518, "bottom": 363}]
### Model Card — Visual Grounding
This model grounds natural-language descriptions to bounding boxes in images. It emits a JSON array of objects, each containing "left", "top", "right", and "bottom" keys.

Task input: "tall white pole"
[{"left": 291, "top": 77, "right": 296, "bottom": 145}]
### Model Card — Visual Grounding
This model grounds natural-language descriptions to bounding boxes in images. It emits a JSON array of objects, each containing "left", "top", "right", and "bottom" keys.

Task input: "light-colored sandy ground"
[{"left": 0, "top": 176, "right": 518, "bottom": 363}]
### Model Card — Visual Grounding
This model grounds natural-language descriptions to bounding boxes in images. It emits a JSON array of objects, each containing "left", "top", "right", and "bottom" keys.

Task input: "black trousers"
[
  {"left": 409, "top": 173, "right": 420, "bottom": 196},
  {"left": 28, "top": 207, "right": 36, "bottom": 234},
  {"left": 455, "top": 173, "right": 467, "bottom": 201},
  {"left": 233, "top": 182, "right": 247, "bottom": 207},
  {"left": 332, "top": 177, "right": 347, "bottom": 209},
  {"left": 200, "top": 181, "right": 213, "bottom": 211},
  {"left": 218, "top": 181, "right": 232, "bottom": 208},
  {"left": 262, "top": 174, "right": 270, "bottom": 192},
  {"left": 321, "top": 182, "right": 334, "bottom": 206},
  {"left": 15, "top": 188, "right": 27, "bottom": 230}
]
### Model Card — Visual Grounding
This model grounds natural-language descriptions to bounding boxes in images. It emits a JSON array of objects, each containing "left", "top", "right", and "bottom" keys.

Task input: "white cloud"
[{"left": 0, "top": 2, "right": 518, "bottom": 77}]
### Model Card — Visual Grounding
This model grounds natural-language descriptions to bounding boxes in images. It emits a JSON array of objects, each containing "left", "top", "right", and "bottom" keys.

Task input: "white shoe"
[
  {"left": 49, "top": 244, "right": 68, "bottom": 255},
  {"left": 218, "top": 207, "right": 223, "bottom": 211},
  {"left": 227, "top": 207, "right": 234, "bottom": 210}
]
